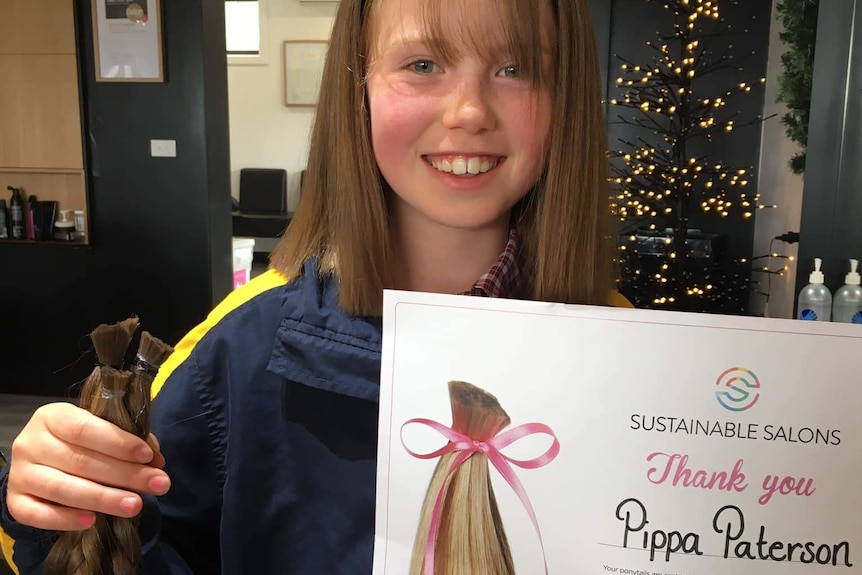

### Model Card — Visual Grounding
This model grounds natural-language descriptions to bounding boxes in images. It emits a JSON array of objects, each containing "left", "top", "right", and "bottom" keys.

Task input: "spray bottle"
[
  {"left": 832, "top": 259, "right": 862, "bottom": 324},
  {"left": 797, "top": 258, "right": 832, "bottom": 321}
]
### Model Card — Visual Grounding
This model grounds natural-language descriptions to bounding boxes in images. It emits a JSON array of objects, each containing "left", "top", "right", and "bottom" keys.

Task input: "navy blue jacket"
[{"left": 1, "top": 262, "right": 383, "bottom": 574}]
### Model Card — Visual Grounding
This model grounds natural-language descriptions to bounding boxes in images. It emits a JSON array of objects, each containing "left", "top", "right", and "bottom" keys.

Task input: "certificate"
[
  {"left": 374, "top": 291, "right": 862, "bottom": 574},
  {"left": 92, "top": 0, "right": 164, "bottom": 82},
  {"left": 283, "top": 41, "right": 328, "bottom": 107}
]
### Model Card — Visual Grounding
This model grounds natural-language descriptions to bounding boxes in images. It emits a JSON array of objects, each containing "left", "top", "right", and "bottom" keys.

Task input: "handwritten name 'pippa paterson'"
[{"left": 615, "top": 498, "right": 852, "bottom": 566}]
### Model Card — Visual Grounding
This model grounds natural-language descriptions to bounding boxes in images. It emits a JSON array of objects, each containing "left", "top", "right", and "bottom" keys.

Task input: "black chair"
[{"left": 231, "top": 168, "right": 293, "bottom": 252}]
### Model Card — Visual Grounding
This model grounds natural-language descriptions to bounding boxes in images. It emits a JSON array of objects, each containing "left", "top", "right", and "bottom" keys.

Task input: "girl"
[{"left": 1, "top": 0, "right": 622, "bottom": 572}]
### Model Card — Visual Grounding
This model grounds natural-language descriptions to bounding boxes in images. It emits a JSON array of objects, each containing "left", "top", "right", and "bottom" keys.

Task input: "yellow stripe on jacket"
[
  {"left": 151, "top": 269, "right": 290, "bottom": 399},
  {"left": 1, "top": 526, "right": 19, "bottom": 575},
  {"left": 609, "top": 290, "right": 635, "bottom": 309}
]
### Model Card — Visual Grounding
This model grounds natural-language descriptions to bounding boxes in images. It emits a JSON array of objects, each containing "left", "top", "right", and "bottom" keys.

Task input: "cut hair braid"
[{"left": 45, "top": 317, "right": 173, "bottom": 575}]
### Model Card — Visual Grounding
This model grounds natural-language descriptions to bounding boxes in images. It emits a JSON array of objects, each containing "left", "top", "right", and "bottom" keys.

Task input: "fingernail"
[
  {"left": 149, "top": 476, "right": 169, "bottom": 493},
  {"left": 79, "top": 514, "right": 95, "bottom": 527},
  {"left": 136, "top": 447, "right": 153, "bottom": 463},
  {"left": 120, "top": 497, "right": 138, "bottom": 513}
]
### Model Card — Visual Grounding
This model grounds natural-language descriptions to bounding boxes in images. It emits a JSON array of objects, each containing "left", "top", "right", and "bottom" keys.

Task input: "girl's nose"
[{"left": 441, "top": 75, "right": 497, "bottom": 134}]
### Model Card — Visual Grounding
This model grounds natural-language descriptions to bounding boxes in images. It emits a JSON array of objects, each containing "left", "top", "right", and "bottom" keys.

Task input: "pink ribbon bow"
[{"left": 401, "top": 418, "right": 560, "bottom": 574}]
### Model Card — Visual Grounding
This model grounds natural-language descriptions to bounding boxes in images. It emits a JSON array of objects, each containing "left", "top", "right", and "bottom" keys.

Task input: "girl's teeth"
[
  {"left": 452, "top": 158, "right": 467, "bottom": 175},
  {"left": 429, "top": 157, "right": 500, "bottom": 176}
]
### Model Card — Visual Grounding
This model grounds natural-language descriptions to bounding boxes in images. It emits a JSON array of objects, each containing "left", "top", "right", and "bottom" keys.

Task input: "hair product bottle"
[
  {"left": 832, "top": 259, "right": 862, "bottom": 324},
  {"left": 8, "top": 186, "right": 25, "bottom": 240},
  {"left": 55, "top": 210, "right": 76, "bottom": 241},
  {"left": 797, "top": 258, "right": 832, "bottom": 321},
  {"left": 0, "top": 199, "right": 9, "bottom": 239},
  {"left": 26, "top": 194, "right": 39, "bottom": 240},
  {"left": 0, "top": 200, "right": 10, "bottom": 240}
]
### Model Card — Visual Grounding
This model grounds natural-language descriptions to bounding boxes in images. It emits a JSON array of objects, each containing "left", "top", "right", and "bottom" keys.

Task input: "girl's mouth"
[{"left": 423, "top": 155, "right": 505, "bottom": 177}]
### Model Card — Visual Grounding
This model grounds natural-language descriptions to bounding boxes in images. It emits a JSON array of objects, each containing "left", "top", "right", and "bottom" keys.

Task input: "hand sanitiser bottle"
[
  {"left": 797, "top": 258, "right": 832, "bottom": 321},
  {"left": 832, "top": 259, "right": 862, "bottom": 324}
]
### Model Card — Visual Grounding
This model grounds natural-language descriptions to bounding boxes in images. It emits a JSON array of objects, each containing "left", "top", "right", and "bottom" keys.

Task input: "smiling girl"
[{"left": 1, "top": 0, "right": 620, "bottom": 573}]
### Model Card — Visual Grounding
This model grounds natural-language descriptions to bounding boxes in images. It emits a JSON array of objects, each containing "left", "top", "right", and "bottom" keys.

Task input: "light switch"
[{"left": 151, "top": 139, "right": 177, "bottom": 157}]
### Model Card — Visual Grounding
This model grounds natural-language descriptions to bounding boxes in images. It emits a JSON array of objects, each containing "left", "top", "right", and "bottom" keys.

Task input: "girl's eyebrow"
[
  {"left": 379, "top": 36, "right": 446, "bottom": 60},
  {"left": 386, "top": 36, "right": 430, "bottom": 49},
  {"left": 388, "top": 34, "right": 552, "bottom": 52}
]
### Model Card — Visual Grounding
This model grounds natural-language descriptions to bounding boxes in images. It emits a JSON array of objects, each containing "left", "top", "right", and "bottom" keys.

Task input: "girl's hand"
[{"left": 5, "top": 402, "right": 170, "bottom": 531}]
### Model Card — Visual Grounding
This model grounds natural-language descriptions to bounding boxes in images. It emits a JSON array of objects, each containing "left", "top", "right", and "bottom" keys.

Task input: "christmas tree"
[{"left": 609, "top": 0, "right": 773, "bottom": 313}]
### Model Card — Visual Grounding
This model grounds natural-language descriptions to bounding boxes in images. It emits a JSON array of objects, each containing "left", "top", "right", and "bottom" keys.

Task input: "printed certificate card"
[{"left": 373, "top": 290, "right": 862, "bottom": 575}]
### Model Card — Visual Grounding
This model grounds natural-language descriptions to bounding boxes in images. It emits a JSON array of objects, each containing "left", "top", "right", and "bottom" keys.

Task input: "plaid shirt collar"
[{"left": 459, "top": 229, "right": 524, "bottom": 299}]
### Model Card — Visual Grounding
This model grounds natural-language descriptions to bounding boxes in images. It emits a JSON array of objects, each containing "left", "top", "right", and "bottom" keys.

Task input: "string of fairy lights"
[{"left": 609, "top": 0, "right": 778, "bottom": 311}]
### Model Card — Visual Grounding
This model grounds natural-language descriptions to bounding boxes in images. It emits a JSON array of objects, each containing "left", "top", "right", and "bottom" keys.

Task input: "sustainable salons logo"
[
  {"left": 715, "top": 367, "right": 760, "bottom": 412},
  {"left": 630, "top": 367, "right": 840, "bottom": 446}
]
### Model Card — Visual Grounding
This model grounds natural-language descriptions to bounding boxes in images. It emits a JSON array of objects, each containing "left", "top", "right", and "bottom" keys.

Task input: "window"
[{"left": 226, "top": 0, "right": 268, "bottom": 64}]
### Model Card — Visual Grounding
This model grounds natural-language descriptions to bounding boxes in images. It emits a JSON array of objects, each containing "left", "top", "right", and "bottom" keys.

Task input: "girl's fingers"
[
  {"left": 38, "top": 436, "right": 169, "bottom": 496},
  {"left": 6, "top": 404, "right": 171, "bottom": 533},
  {"left": 39, "top": 405, "right": 154, "bottom": 464},
  {"left": 8, "top": 464, "right": 145, "bottom": 522},
  {"left": 5, "top": 492, "right": 98, "bottom": 532},
  {"left": 146, "top": 434, "right": 166, "bottom": 469}
]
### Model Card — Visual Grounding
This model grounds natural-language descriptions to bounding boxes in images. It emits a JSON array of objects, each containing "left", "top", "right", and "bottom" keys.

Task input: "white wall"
[
  {"left": 227, "top": 0, "right": 338, "bottom": 211},
  {"left": 749, "top": 0, "right": 806, "bottom": 319}
]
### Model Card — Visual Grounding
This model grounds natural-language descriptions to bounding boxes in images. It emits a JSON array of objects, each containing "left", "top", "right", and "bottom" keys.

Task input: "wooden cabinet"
[
  {"left": 0, "top": 55, "right": 84, "bottom": 170},
  {"left": 0, "top": 0, "right": 88, "bottom": 243},
  {"left": 0, "top": 0, "right": 76, "bottom": 55}
]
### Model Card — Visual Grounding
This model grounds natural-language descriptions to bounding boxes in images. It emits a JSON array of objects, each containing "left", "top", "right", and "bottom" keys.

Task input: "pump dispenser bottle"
[
  {"left": 832, "top": 259, "right": 862, "bottom": 324},
  {"left": 797, "top": 258, "right": 832, "bottom": 321}
]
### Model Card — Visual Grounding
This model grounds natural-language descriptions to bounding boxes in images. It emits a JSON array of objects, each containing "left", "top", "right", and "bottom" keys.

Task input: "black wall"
[
  {"left": 588, "top": 0, "right": 612, "bottom": 94},
  {"left": 795, "top": 0, "right": 862, "bottom": 300},
  {"left": 0, "top": 0, "right": 232, "bottom": 397}
]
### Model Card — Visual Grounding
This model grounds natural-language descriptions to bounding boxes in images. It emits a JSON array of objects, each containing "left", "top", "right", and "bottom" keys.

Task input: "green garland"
[{"left": 775, "top": 0, "right": 819, "bottom": 174}]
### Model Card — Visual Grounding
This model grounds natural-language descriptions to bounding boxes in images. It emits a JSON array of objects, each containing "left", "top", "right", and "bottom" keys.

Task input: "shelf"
[
  {"left": 0, "top": 167, "right": 84, "bottom": 175},
  {"left": 0, "top": 239, "right": 87, "bottom": 246}
]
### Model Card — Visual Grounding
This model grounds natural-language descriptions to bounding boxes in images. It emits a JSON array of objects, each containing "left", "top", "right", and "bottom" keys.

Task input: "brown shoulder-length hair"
[{"left": 270, "top": 0, "right": 612, "bottom": 316}]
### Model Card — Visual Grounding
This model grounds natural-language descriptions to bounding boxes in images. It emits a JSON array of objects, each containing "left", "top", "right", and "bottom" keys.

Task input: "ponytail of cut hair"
[{"left": 45, "top": 318, "right": 173, "bottom": 575}]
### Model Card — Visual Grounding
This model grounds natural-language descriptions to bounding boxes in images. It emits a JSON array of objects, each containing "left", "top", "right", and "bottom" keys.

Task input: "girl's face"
[{"left": 366, "top": 0, "right": 553, "bottom": 236}]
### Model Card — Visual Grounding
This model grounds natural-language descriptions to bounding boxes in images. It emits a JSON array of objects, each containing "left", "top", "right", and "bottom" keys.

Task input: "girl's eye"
[
  {"left": 497, "top": 65, "right": 520, "bottom": 79},
  {"left": 409, "top": 60, "right": 439, "bottom": 74}
]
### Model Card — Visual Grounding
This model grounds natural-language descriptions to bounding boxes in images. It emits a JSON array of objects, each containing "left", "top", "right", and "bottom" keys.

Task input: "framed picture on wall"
[
  {"left": 283, "top": 40, "right": 328, "bottom": 107},
  {"left": 91, "top": 0, "right": 165, "bottom": 82}
]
